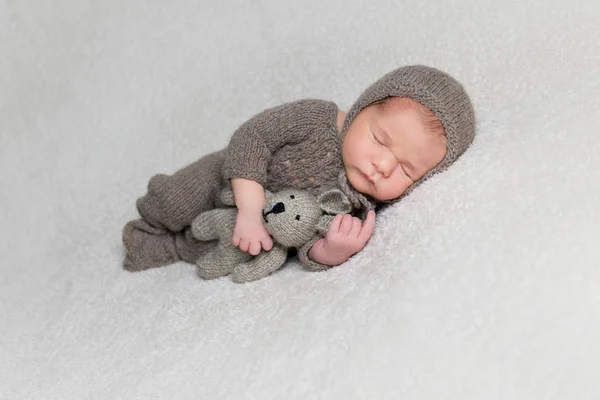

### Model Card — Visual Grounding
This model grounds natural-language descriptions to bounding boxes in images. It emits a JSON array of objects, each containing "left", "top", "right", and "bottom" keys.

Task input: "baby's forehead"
[
  {"left": 379, "top": 96, "right": 421, "bottom": 111},
  {"left": 379, "top": 96, "right": 446, "bottom": 139},
  {"left": 376, "top": 97, "right": 422, "bottom": 122}
]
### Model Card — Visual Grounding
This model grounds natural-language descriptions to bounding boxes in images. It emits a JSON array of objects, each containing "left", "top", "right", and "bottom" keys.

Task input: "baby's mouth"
[{"left": 362, "top": 169, "right": 376, "bottom": 184}]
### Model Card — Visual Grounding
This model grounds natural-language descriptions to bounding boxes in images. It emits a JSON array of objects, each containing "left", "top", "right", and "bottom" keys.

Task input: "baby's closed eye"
[{"left": 371, "top": 131, "right": 385, "bottom": 146}]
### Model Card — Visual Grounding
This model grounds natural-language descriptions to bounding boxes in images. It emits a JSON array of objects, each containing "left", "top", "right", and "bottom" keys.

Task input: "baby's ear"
[
  {"left": 317, "top": 189, "right": 352, "bottom": 215},
  {"left": 219, "top": 189, "right": 236, "bottom": 206}
]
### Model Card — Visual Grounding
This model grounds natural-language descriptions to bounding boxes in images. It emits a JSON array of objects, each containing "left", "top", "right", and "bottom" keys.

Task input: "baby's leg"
[
  {"left": 136, "top": 149, "right": 226, "bottom": 231},
  {"left": 123, "top": 219, "right": 179, "bottom": 271},
  {"left": 122, "top": 149, "right": 226, "bottom": 271}
]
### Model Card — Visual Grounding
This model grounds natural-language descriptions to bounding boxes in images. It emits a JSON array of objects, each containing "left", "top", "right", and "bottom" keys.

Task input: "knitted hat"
[{"left": 339, "top": 65, "right": 476, "bottom": 205}]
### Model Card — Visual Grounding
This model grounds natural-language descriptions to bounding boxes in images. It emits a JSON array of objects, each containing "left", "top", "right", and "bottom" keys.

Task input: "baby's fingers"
[
  {"left": 238, "top": 238, "right": 250, "bottom": 253},
  {"left": 327, "top": 213, "right": 345, "bottom": 236},
  {"left": 248, "top": 240, "right": 262, "bottom": 256},
  {"left": 339, "top": 214, "right": 354, "bottom": 234},
  {"left": 261, "top": 235, "right": 274, "bottom": 252},
  {"left": 358, "top": 211, "right": 376, "bottom": 243},
  {"left": 349, "top": 217, "right": 363, "bottom": 238}
]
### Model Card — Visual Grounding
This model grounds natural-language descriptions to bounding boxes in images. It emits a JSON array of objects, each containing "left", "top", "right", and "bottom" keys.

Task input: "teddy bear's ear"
[
  {"left": 316, "top": 215, "right": 335, "bottom": 236},
  {"left": 317, "top": 189, "right": 352, "bottom": 215},
  {"left": 219, "top": 189, "right": 236, "bottom": 206}
]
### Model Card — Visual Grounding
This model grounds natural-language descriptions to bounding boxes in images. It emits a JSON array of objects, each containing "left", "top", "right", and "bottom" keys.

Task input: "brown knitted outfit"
[
  {"left": 123, "top": 99, "right": 368, "bottom": 271},
  {"left": 123, "top": 65, "right": 475, "bottom": 272}
]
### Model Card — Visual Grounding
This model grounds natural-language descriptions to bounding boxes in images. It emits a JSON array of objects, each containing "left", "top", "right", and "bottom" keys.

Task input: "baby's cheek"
[
  {"left": 347, "top": 170, "right": 371, "bottom": 197},
  {"left": 381, "top": 176, "right": 411, "bottom": 200}
]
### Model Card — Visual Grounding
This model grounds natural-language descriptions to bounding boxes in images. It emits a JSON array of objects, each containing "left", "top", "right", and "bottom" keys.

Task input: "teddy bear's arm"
[
  {"left": 231, "top": 245, "right": 288, "bottom": 283},
  {"left": 191, "top": 208, "right": 237, "bottom": 241}
]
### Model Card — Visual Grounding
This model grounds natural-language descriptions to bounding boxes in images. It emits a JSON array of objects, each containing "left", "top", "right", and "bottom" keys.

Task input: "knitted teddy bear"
[{"left": 190, "top": 187, "right": 352, "bottom": 283}]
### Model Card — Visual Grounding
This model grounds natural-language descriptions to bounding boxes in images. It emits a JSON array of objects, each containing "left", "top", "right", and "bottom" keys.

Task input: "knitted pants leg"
[{"left": 123, "top": 150, "right": 226, "bottom": 271}]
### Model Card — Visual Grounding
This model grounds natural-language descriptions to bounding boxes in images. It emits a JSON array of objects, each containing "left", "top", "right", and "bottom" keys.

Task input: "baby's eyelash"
[{"left": 371, "top": 132, "right": 384, "bottom": 145}]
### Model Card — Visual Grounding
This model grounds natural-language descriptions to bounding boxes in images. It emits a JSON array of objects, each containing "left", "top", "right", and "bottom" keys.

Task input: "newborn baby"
[{"left": 122, "top": 65, "right": 475, "bottom": 273}]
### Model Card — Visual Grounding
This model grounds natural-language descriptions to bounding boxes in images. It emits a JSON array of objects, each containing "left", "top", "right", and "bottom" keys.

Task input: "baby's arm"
[
  {"left": 231, "top": 178, "right": 273, "bottom": 255},
  {"left": 304, "top": 211, "right": 376, "bottom": 268},
  {"left": 222, "top": 100, "right": 331, "bottom": 187},
  {"left": 223, "top": 101, "right": 330, "bottom": 256}
]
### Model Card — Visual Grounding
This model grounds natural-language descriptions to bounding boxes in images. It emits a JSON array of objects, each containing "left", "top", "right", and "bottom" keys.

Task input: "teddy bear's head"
[{"left": 262, "top": 188, "right": 353, "bottom": 248}]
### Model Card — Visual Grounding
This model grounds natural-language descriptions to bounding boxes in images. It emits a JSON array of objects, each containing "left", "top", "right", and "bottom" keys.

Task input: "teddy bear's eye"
[
  {"left": 295, "top": 215, "right": 301, "bottom": 221},
  {"left": 290, "top": 195, "right": 295, "bottom": 199}
]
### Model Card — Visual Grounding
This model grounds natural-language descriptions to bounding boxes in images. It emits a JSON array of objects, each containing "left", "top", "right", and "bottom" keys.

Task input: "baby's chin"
[{"left": 371, "top": 183, "right": 409, "bottom": 201}]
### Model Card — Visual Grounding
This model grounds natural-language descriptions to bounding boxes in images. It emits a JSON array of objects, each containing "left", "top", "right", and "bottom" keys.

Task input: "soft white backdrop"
[{"left": 2, "top": 0, "right": 600, "bottom": 399}]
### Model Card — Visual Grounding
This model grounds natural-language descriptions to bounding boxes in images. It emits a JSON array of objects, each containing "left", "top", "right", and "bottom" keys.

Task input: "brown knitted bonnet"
[{"left": 339, "top": 65, "right": 476, "bottom": 205}]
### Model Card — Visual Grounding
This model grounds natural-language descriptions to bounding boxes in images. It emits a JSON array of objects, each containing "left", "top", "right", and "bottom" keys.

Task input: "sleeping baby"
[{"left": 122, "top": 65, "right": 475, "bottom": 273}]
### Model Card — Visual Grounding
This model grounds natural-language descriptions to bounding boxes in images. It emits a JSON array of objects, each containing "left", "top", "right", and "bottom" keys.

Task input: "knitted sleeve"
[
  {"left": 222, "top": 99, "right": 336, "bottom": 185},
  {"left": 297, "top": 175, "right": 378, "bottom": 272},
  {"left": 297, "top": 234, "right": 330, "bottom": 271}
]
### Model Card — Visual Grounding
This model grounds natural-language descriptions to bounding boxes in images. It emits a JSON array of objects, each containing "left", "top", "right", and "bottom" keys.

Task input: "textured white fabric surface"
[{"left": 2, "top": 0, "right": 600, "bottom": 398}]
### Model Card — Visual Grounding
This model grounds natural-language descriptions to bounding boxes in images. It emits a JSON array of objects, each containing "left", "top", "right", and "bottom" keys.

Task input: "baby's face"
[{"left": 342, "top": 97, "right": 447, "bottom": 201}]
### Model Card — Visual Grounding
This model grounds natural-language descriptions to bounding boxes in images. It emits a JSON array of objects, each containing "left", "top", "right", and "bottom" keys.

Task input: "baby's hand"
[
  {"left": 316, "top": 211, "right": 376, "bottom": 265},
  {"left": 232, "top": 209, "right": 273, "bottom": 256}
]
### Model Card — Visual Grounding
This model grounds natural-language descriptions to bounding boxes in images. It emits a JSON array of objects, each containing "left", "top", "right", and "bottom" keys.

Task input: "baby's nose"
[
  {"left": 272, "top": 202, "right": 286, "bottom": 214},
  {"left": 376, "top": 157, "right": 396, "bottom": 177}
]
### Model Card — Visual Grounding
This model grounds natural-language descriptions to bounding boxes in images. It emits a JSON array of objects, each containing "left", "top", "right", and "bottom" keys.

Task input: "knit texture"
[
  {"left": 262, "top": 190, "right": 324, "bottom": 248},
  {"left": 222, "top": 99, "right": 371, "bottom": 271},
  {"left": 191, "top": 188, "right": 353, "bottom": 282},
  {"left": 341, "top": 65, "right": 476, "bottom": 203},
  {"left": 125, "top": 67, "right": 475, "bottom": 272},
  {"left": 136, "top": 149, "right": 227, "bottom": 232},
  {"left": 191, "top": 207, "right": 253, "bottom": 280},
  {"left": 122, "top": 219, "right": 180, "bottom": 271},
  {"left": 125, "top": 99, "right": 367, "bottom": 272},
  {"left": 223, "top": 99, "right": 345, "bottom": 195},
  {"left": 337, "top": 169, "right": 377, "bottom": 217}
]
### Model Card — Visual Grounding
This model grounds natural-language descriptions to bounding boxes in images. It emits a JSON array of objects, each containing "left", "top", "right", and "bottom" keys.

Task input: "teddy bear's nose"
[{"left": 272, "top": 202, "right": 285, "bottom": 214}]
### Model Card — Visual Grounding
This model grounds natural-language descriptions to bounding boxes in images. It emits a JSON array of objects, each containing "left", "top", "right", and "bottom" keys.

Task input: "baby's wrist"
[
  {"left": 308, "top": 240, "right": 348, "bottom": 266},
  {"left": 308, "top": 240, "right": 330, "bottom": 265},
  {"left": 236, "top": 206, "right": 264, "bottom": 223},
  {"left": 231, "top": 178, "right": 266, "bottom": 212}
]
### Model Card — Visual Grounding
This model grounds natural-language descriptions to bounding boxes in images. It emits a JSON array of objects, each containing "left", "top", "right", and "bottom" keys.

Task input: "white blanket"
[{"left": 2, "top": 0, "right": 600, "bottom": 398}]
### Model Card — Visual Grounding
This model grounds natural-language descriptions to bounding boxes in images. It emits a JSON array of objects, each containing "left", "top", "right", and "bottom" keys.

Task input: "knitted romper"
[
  {"left": 124, "top": 99, "right": 375, "bottom": 272},
  {"left": 123, "top": 65, "right": 476, "bottom": 273}
]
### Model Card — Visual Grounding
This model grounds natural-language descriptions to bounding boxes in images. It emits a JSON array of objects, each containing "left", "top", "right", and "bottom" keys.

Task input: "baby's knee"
[
  {"left": 137, "top": 173, "right": 197, "bottom": 231},
  {"left": 136, "top": 152, "right": 226, "bottom": 231}
]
